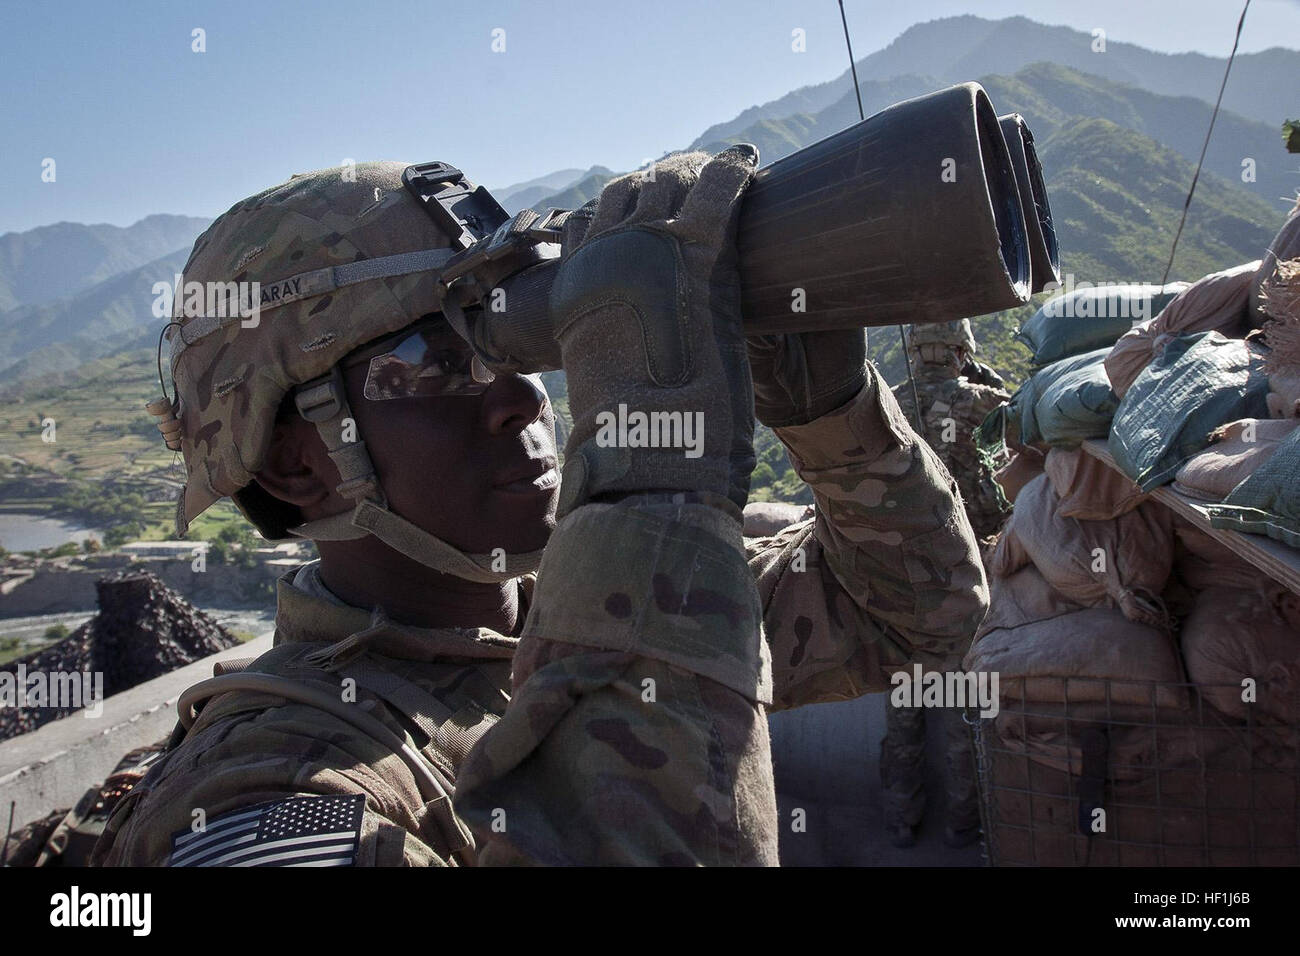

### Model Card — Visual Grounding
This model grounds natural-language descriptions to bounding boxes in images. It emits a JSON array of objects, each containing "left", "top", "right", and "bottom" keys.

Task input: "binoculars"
[{"left": 412, "top": 82, "right": 1059, "bottom": 372}]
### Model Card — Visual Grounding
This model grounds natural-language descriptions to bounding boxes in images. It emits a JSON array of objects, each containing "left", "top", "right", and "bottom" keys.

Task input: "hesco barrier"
[{"left": 973, "top": 677, "right": 1300, "bottom": 866}]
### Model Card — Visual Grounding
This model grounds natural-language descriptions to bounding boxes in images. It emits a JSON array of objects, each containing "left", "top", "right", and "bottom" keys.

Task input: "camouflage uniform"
[
  {"left": 90, "top": 159, "right": 985, "bottom": 866},
  {"left": 881, "top": 322, "right": 1009, "bottom": 842},
  {"left": 894, "top": 368, "right": 1010, "bottom": 542},
  {"left": 92, "top": 364, "right": 987, "bottom": 865}
]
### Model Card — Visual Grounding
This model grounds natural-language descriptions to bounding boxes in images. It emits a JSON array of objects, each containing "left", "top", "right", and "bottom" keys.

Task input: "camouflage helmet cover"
[
  {"left": 906, "top": 318, "right": 977, "bottom": 354},
  {"left": 167, "top": 162, "right": 457, "bottom": 536}
]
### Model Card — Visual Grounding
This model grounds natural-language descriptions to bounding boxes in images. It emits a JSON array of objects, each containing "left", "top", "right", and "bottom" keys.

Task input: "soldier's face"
[{"left": 339, "top": 360, "right": 560, "bottom": 555}]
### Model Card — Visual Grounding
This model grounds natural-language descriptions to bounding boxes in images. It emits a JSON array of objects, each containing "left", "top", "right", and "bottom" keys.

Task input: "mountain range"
[
  {"left": 493, "top": 167, "right": 587, "bottom": 214},
  {"left": 690, "top": 15, "right": 1299, "bottom": 146},
  {"left": 2, "top": 15, "right": 1296, "bottom": 394},
  {"left": 0, "top": 248, "right": 192, "bottom": 385},
  {"left": 0, "top": 215, "right": 209, "bottom": 314}
]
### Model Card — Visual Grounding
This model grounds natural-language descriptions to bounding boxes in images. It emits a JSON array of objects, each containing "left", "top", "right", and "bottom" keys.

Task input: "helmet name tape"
[{"left": 170, "top": 247, "right": 458, "bottom": 366}]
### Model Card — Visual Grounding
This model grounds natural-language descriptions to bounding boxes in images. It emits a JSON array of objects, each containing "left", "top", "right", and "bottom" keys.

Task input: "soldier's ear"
[{"left": 253, "top": 414, "right": 337, "bottom": 512}]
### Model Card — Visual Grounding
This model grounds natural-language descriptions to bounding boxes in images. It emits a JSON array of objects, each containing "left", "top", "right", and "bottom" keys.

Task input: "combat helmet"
[
  {"left": 151, "top": 161, "right": 542, "bottom": 582},
  {"left": 905, "top": 318, "right": 977, "bottom": 356}
]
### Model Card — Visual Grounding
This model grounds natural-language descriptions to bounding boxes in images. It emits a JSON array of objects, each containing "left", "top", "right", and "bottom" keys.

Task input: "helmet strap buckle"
[{"left": 294, "top": 366, "right": 347, "bottom": 424}]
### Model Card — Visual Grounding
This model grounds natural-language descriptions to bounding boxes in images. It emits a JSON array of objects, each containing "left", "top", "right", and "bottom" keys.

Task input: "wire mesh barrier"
[{"left": 972, "top": 677, "right": 1300, "bottom": 866}]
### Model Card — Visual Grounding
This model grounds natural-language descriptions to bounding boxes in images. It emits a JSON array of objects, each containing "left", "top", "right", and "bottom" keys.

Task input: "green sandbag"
[
  {"left": 980, "top": 347, "right": 1114, "bottom": 450},
  {"left": 1033, "top": 353, "right": 1118, "bottom": 447},
  {"left": 1016, "top": 282, "right": 1189, "bottom": 367},
  {"left": 1108, "top": 331, "right": 1270, "bottom": 491},
  {"left": 1207, "top": 428, "right": 1300, "bottom": 549}
]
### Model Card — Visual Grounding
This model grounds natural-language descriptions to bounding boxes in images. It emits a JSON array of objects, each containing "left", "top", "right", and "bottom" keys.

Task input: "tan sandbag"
[
  {"left": 1181, "top": 586, "right": 1300, "bottom": 724},
  {"left": 994, "top": 448, "right": 1045, "bottom": 504},
  {"left": 989, "top": 474, "right": 1174, "bottom": 629},
  {"left": 1172, "top": 417, "right": 1300, "bottom": 501},
  {"left": 976, "top": 564, "right": 1083, "bottom": 638},
  {"left": 1044, "top": 446, "right": 1148, "bottom": 520},
  {"left": 1266, "top": 370, "right": 1300, "bottom": 420},
  {"left": 1106, "top": 261, "right": 1260, "bottom": 398},
  {"left": 1171, "top": 521, "right": 1266, "bottom": 592},
  {"left": 742, "top": 501, "right": 812, "bottom": 538},
  {"left": 964, "top": 605, "right": 1186, "bottom": 712}
]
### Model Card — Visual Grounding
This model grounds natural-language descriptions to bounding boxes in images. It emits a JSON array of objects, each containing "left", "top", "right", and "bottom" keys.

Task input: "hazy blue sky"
[{"left": 2, "top": 0, "right": 1297, "bottom": 235}]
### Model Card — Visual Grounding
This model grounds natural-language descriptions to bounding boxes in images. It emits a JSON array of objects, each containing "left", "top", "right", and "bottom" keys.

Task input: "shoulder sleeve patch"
[{"left": 168, "top": 794, "right": 364, "bottom": 867}]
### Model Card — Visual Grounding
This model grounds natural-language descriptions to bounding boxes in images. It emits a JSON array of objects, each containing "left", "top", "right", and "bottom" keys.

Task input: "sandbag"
[
  {"left": 1032, "top": 351, "right": 1118, "bottom": 447},
  {"left": 1172, "top": 521, "right": 1268, "bottom": 593},
  {"left": 1208, "top": 425, "right": 1300, "bottom": 548},
  {"left": 1044, "top": 446, "right": 1147, "bottom": 520},
  {"left": 1106, "top": 262, "right": 1259, "bottom": 397},
  {"left": 1109, "top": 331, "right": 1271, "bottom": 491},
  {"left": 964, "top": 605, "right": 1185, "bottom": 713},
  {"left": 976, "top": 564, "right": 1082, "bottom": 638},
  {"left": 1172, "top": 417, "right": 1300, "bottom": 501},
  {"left": 742, "top": 501, "right": 812, "bottom": 538},
  {"left": 1016, "top": 282, "right": 1188, "bottom": 367},
  {"left": 984, "top": 347, "right": 1115, "bottom": 450},
  {"left": 994, "top": 448, "right": 1045, "bottom": 504},
  {"left": 1181, "top": 586, "right": 1300, "bottom": 724},
  {"left": 989, "top": 474, "right": 1174, "bottom": 629}
]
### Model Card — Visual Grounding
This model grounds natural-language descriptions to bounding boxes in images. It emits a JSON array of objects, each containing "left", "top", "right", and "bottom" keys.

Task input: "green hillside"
[
  {"left": 0, "top": 248, "right": 191, "bottom": 382},
  {"left": 0, "top": 346, "right": 242, "bottom": 546},
  {"left": 980, "top": 62, "right": 1294, "bottom": 215},
  {"left": 1041, "top": 118, "right": 1280, "bottom": 282},
  {"left": 866, "top": 117, "right": 1283, "bottom": 392}
]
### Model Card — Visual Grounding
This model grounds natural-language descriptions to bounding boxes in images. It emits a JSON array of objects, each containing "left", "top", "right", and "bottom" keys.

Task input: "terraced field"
[{"left": 0, "top": 347, "right": 246, "bottom": 545}]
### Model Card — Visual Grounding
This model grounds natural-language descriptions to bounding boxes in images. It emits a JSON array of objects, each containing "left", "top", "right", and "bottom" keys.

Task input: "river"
[{"left": 0, "top": 513, "right": 104, "bottom": 553}]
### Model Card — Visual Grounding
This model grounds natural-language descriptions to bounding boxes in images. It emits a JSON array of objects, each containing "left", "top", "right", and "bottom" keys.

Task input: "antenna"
[
  {"left": 836, "top": 0, "right": 926, "bottom": 434},
  {"left": 1160, "top": 0, "right": 1253, "bottom": 286},
  {"left": 1, "top": 800, "right": 15, "bottom": 866}
]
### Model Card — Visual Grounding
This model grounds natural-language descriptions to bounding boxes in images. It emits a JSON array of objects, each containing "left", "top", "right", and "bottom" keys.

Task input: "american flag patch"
[{"left": 169, "top": 794, "right": 364, "bottom": 867}]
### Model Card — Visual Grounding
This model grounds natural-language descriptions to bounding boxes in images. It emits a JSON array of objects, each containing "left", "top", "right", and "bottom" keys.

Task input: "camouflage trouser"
[{"left": 880, "top": 700, "right": 980, "bottom": 831}]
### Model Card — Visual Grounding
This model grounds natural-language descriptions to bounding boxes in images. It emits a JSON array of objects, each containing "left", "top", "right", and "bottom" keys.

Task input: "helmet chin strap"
[
  {"left": 289, "top": 503, "right": 544, "bottom": 584},
  {"left": 287, "top": 367, "right": 544, "bottom": 584}
]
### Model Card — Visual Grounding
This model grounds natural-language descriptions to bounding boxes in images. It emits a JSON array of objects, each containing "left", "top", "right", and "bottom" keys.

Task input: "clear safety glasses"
[{"left": 344, "top": 320, "right": 496, "bottom": 401}]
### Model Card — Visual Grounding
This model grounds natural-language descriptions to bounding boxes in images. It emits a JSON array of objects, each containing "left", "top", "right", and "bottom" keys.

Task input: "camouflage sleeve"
[
  {"left": 967, "top": 381, "right": 1012, "bottom": 422},
  {"left": 750, "top": 364, "right": 989, "bottom": 710},
  {"left": 92, "top": 690, "right": 458, "bottom": 867},
  {"left": 454, "top": 500, "right": 779, "bottom": 865}
]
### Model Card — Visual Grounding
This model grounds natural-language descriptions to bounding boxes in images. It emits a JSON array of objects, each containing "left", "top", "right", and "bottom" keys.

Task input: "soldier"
[
  {"left": 880, "top": 319, "right": 1009, "bottom": 849},
  {"left": 896, "top": 320, "right": 1011, "bottom": 543},
  {"left": 91, "top": 153, "right": 986, "bottom": 866}
]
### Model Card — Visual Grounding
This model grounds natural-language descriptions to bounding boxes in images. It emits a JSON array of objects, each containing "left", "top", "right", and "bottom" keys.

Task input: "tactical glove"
[
  {"left": 746, "top": 328, "right": 868, "bottom": 428},
  {"left": 962, "top": 357, "right": 1006, "bottom": 390},
  {"left": 550, "top": 147, "right": 760, "bottom": 519}
]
